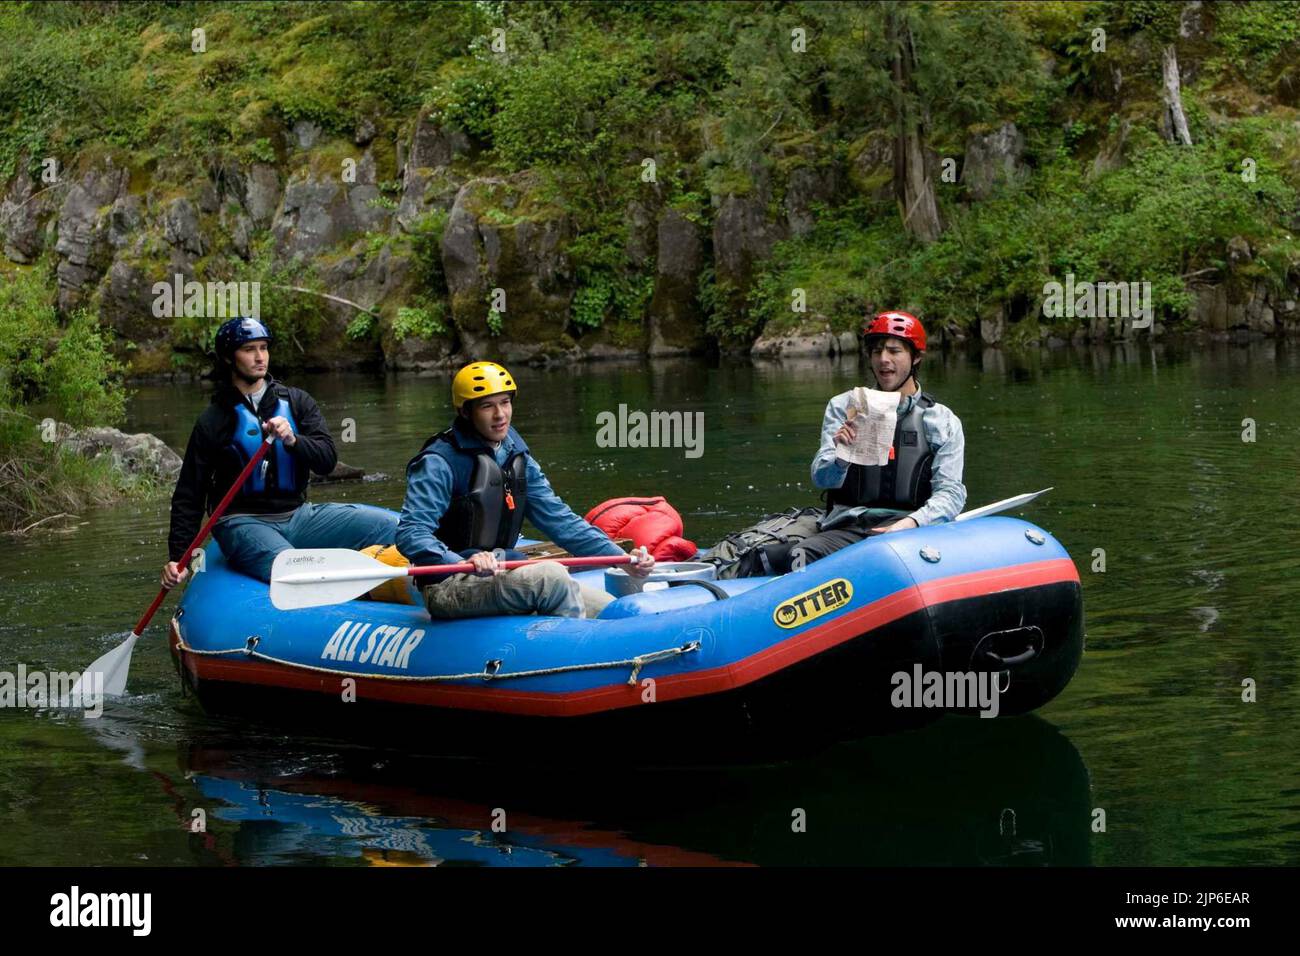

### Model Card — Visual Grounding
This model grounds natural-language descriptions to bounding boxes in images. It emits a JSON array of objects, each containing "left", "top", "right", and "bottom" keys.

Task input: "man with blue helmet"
[{"left": 161, "top": 317, "right": 397, "bottom": 587}]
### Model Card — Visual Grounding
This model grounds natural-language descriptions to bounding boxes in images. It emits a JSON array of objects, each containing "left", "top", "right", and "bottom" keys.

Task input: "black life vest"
[
  {"left": 826, "top": 392, "right": 935, "bottom": 512},
  {"left": 407, "top": 418, "right": 530, "bottom": 553}
]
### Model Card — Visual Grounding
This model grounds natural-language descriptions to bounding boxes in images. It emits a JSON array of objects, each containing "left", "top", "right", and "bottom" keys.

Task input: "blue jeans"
[{"left": 212, "top": 502, "right": 399, "bottom": 582}]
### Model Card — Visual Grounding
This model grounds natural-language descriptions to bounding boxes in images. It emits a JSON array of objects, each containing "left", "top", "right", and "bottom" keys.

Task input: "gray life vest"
[
  {"left": 407, "top": 419, "right": 530, "bottom": 553},
  {"left": 826, "top": 392, "right": 935, "bottom": 512}
]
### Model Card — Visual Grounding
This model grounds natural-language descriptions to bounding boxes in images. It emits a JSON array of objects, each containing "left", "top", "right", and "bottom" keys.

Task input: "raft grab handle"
[
  {"left": 972, "top": 626, "right": 1044, "bottom": 669},
  {"left": 666, "top": 579, "right": 730, "bottom": 601}
]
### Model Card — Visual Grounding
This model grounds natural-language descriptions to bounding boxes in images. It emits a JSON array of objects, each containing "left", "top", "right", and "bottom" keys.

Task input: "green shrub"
[
  {"left": 1213, "top": 0, "right": 1300, "bottom": 82},
  {"left": 0, "top": 263, "right": 126, "bottom": 426},
  {"left": 345, "top": 311, "right": 377, "bottom": 341},
  {"left": 0, "top": 258, "right": 140, "bottom": 532},
  {"left": 565, "top": 220, "right": 654, "bottom": 331},
  {"left": 392, "top": 303, "right": 448, "bottom": 341},
  {"left": 44, "top": 310, "right": 127, "bottom": 426},
  {"left": 426, "top": 63, "right": 503, "bottom": 142}
]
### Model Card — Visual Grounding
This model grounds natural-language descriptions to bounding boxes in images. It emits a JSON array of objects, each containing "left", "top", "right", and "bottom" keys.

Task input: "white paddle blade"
[
  {"left": 956, "top": 487, "right": 1053, "bottom": 522},
  {"left": 270, "top": 548, "right": 406, "bottom": 610},
  {"left": 70, "top": 632, "right": 138, "bottom": 699}
]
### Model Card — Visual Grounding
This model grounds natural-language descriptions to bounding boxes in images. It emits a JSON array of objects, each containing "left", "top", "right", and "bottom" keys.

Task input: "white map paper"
[{"left": 835, "top": 386, "right": 899, "bottom": 467}]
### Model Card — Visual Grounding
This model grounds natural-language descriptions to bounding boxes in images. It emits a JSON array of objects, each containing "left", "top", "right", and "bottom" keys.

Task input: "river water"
[{"left": 1, "top": 344, "right": 1297, "bottom": 866}]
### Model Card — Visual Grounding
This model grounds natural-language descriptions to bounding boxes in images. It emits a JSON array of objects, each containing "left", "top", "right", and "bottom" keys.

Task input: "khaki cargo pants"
[{"left": 423, "top": 562, "right": 614, "bottom": 620}]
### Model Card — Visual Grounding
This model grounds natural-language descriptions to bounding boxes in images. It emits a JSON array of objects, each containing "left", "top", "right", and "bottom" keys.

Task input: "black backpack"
[{"left": 702, "top": 507, "right": 826, "bottom": 579}]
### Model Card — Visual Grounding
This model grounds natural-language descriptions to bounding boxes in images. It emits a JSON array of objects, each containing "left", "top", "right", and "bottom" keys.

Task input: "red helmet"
[{"left": 862, "top": 310, "right": 926, "bottom": 354}]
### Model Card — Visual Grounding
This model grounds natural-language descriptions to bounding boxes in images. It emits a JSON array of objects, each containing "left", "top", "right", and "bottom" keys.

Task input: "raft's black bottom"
[{"left": 181, "top": 581, "right": 1083, "bottom": 765}]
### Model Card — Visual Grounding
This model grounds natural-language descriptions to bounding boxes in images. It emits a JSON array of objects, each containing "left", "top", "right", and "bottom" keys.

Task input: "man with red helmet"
[{"left": 738, "top": 310, "right": 966, "bottom": 576}]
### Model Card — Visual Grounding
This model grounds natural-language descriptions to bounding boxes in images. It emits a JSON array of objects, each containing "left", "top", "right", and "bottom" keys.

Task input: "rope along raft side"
[{"left": 175, "top": 634, "right": 702, "bottom": 686}]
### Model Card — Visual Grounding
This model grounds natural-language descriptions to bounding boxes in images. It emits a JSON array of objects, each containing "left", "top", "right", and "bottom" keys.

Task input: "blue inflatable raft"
[{"left": 171, "top": 509, "right": 1083, "bottom": 751}]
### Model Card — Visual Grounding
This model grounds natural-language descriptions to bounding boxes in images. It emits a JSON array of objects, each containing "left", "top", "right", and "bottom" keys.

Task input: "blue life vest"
[{"left": 230, "top": 393, "right": 299, "bottom": 496}]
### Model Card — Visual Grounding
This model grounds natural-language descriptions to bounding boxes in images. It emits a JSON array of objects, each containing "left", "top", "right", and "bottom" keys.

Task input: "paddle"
[
  {"left": 70, "top": 435, "right": 277, "bottom": 699},
  {"left": 271, "top": 549, "right": 640, "bottom": 611},
  {"left": 954, "top": 487, "right": 1053, "bottom": 522}
]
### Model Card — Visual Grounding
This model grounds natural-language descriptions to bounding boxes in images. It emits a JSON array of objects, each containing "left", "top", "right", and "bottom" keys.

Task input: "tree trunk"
[
  {"left": 1160, "top": 45, "right": 1193, "bottom": 146},
  {"left": 888, "top": 8, "right": 943, "bottom": 243}
]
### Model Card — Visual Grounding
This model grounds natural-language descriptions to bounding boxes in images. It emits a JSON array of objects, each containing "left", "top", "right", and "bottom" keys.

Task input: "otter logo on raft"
[
  {"left": 321, "top": 621, "right": 425, "bottom": 670},
  {"left": 773, "top": 579, "right": 852, "bottom": 629}
]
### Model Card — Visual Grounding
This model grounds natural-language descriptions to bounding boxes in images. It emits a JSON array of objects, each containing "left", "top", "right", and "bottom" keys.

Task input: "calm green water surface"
[{"left": 1, "top": 344, "right": 1297, "bottom": 866}]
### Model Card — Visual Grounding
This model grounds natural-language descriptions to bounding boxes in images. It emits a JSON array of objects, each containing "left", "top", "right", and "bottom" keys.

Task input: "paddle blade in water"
[
  {"left": 70, "top": 632, "right": 138, "bottom": 699},
  {"left": 270, "top": 548, "right": 404, "bottom": 611}
]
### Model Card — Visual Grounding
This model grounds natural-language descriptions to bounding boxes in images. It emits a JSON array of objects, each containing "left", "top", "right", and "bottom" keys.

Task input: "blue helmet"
[{"left": 214, "top": 317, "right": 273, "bottom": 360}]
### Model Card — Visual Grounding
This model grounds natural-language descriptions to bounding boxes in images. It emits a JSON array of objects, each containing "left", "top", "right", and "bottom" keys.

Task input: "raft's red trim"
[{"left": 172, "top": 557, "right": 1079, "bottom": 718}]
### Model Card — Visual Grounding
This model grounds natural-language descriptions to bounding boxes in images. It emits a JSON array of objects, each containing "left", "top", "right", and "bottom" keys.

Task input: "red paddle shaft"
[
  {"left": 132, "top": 436, "right": 275, "bottom": 636},
  {"left": 403, "top": 553, "right": 637, "bottom": 577}
]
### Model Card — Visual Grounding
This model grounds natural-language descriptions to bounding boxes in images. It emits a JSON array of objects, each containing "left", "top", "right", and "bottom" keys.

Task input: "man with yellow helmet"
[{"left": 396, "top": 361, "right": 654, "bottom": 618}]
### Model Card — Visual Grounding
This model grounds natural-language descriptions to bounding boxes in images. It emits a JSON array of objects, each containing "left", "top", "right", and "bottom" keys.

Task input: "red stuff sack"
[{"left": 585, "top": 496, "right": 698, "bottom": 561}]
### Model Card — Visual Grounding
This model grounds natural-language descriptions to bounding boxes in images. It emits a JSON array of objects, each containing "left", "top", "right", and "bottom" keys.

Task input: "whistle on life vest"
[
  {"left": 505, "top": 491, "right": 516, "bottom": 511},
  {"left": 888, "top": 445, "right": 896, "bottom": 461}
]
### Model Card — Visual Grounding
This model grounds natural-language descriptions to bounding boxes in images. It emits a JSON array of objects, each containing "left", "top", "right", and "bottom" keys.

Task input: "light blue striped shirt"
[{"left": 811, "top": 387, "right": 967, "bottom": 530}]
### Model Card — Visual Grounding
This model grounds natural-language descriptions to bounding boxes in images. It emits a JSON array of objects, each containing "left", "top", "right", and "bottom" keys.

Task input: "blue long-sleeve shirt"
[
  {"left": 396, "top": 432, "right": 623, "bottom": 567},
  {"left": 811, "top": 387, "right": 967, "bottom": 530}
]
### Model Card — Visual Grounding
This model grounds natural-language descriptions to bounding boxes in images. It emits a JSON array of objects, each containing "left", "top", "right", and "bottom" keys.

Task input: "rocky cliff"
[{"left": 3, "top": 1, "right": 1298, "bottom": 374}]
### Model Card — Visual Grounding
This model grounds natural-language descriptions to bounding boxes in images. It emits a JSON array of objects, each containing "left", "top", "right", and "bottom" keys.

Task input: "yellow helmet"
[{"left": 451, "top": 361, "right": 516, "bottom": 409}]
